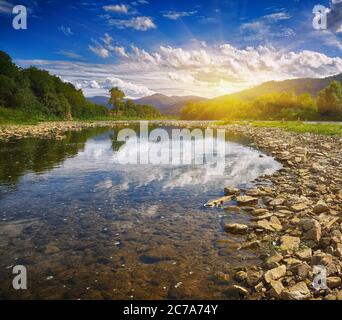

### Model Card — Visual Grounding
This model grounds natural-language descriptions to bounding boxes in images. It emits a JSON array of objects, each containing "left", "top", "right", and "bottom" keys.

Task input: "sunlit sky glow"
[{"left": 1, "top": 0, "right": 342, "bottom": 98}]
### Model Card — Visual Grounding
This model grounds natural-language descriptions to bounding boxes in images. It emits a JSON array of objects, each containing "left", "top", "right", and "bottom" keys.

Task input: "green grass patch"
[
  {"left": 251, "top": 121, "right": 342, "bottom": 136},
  {"left": 0, "top": 107, "right": 43, "bottom": 125}
]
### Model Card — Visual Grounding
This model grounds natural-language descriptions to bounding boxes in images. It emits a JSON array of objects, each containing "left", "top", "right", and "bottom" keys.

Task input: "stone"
[
  {"left": 281, "top": 282, "right": 311, "bottom": 300},
  {"left": 270, "top": 198, "right": 286, "bottom": 206},
  {"left": 311, "top": 163, "right": 324, "bottom": 173},
  {"left": 44, "top": 244, "right": 60, "bottom": 255},
  {"left": 300, "top": 219, "right": 321, "bottom": 243},
  {"left": 311, "top": 252, "right": 340, "bottom": 276},
  {"left": 224, "top": 223, "right": 248, "bottom": 235},
  {"left": 246, "top": 269, "right": 263, "bottom": 286},
  {"left": 269, "top": 216, "right": 283, "bottom": 231},
  {"left": 327, "top": 277, "right": 342, "bottom": 289},
  {"left": 234, "top": 271, "right": 248, "bottom": 282},
  {"left": 224, "top": 206, "right": 241, "bottom": 213},
  {"left": 254, "top": 282, "right": 265, "bottom": 293},
  {"left": 280, "top": 235, "right": 300, "bottom": 253},
  {"left": 264, "top": 265, "right": 286, "bottom": 284},
  {"left": 252, "top": 208, "right": 269, "bottom": 216},
  {"left": 313, "top": 201, "right": 329, "bottom": 214},
  {"left": 224, "top": 187, "right": 240, "bottom": 196},
  {"left": 289, "top": 262, "right": 311, "bottom": 280},
  {"left": 295, "top": 247, "right": 312, "bottom": 260},
  {"left": 215, "top": 272, "right": 231, "bottom": 284},
  {"left": 240, "top": 240, "right": 261, "bottom": 250},
  {"left": 236, "top": 196, "right": 258, "bottom": 205},
  {"left": 224, "top": 285, "right": 249, "bottom": 298},
  {"left": 269, "top": 280, "right": 285, "bottom": 298},
  {"left": 338, "top": 191, "right": 342, "bottom": 200},
  {"left": 256, "top": 220, "right": 277, "bottom": 232},
  {"left": 206, "top": 196, "right": 233, "bottom": 207},
  {"left": 291, "top": 203, "right": 308, "bottom": 212},
  {"left": 251, "top": 213, "right": 273, "bottom": 221},
  {"left": 246, "top": 188, "right": 263, "bottom": 196},
  {"left": 265, "top": 251, "right": 283, "bottom": 269},
  {"left": 336, "top": 243, "right": 342, "bottom": 258}
]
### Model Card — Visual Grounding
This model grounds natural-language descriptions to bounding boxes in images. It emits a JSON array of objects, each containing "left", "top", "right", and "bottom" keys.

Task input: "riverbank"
[
  {"left": 1, "top": 120, "right": 341, "bottom": 300},
  {"left": 210, "top": 123, "right": 342, "bottom": 300}
]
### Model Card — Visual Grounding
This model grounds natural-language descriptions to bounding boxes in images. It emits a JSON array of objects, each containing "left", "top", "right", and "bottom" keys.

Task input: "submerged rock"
[{"left": 224, "top": 223, "right": 248, "bottom": 235}]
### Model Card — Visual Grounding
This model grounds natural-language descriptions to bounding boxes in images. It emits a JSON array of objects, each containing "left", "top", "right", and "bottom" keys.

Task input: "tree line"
[
  {"left": 0, "top": 51, "right": 108, "bottom": 120},
  {"left": 181, "top": 81, "right": 342, "bottom": 121},
  {"left": 108, "top": 87, "right": 161, "bottom": 118},
  {"left": 0, "top": 51, "right": 161, "bottom": 122}
]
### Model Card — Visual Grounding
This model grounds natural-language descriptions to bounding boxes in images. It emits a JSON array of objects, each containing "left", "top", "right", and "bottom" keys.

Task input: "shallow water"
[{"left": 0, "top": 125, "right": 281, "bottom": 299}]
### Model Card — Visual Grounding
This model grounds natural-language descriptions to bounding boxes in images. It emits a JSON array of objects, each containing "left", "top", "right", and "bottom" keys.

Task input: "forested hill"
[
  {"left": 215, "top": 74, "right": 342, "bottom": 102},
  {"left": 0, "top": 51, "right": 108, "bottom": 120}
]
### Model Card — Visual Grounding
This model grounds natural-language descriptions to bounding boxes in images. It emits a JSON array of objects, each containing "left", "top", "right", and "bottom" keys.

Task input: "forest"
[
  {"left": 0, "top": 51, "right": 160, "bottom": 123},
  {"left": 181, "top": 81, "right": 342, "bottom": 121}
]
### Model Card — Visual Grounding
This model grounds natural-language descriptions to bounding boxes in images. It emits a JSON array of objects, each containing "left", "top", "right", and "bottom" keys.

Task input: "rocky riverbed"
[
  {"left": 1, "top": 120, "right": 341, "bottom": 300},
  {"left": 208, "top": 123, "right": 342, "bottom": 300}
]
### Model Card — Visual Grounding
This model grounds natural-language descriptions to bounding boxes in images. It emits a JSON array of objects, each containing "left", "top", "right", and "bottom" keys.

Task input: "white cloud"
[
  {"left": 103, "top": 4, "right": 129, "bottom": 14},
  {"left": 56, "top": 50, "right": 82, "bottom": 59},
  {"left": 0, "top": 0, "right": 13, "bottom": 14},
  {"left": 58, "top": 26, "right": 74, "bottom": 36},
  {"left": 108, "top": 16, "right": 156, "bottom": 31},
  {"left": 240, "top": 11, "right": 295, "bottom": 41},
  {"left": 17, "top": 42, "right": 342, "bottom": 99},
  {"left": 163, "top": 11, "right": 197, "bottom": 20},
  {"left": 75, "top": 77, "right": 154, "bottom": 98},
  {"left": 89, "top": 44, "right": 110, "bottom": 58}
]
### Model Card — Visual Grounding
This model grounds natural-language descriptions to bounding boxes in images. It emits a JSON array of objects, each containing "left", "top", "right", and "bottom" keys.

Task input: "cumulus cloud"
[
  {"left": 17, "top": 42, "right": 342, "bottom": 98},
  {"left": 163, "top": 11, "right": 197, "bottom": 20},
  {"left": 75, "top": 77, "right": 154, "bottom": 98},
  {"left": 89, "top": 44, "right": 110, "bottom": 58},
  {"left": 108, "top": 16, "right": 156, "bottom": 31},
  {"left": 103, "top": 4, "right": 129, "bottom": 14}
]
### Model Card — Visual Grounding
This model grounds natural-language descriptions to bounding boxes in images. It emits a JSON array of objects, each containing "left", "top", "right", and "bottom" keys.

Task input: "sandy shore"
[{"left": 1, "top": 120, "right": 342, "bottom": 300}]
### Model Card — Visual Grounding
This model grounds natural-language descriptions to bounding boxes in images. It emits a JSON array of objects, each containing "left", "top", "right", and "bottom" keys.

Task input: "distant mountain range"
[
  {"left": 133, "top": 93, "right": 208, "bottom": 115},
  {"left": 86, "top": 73, "right": 342, "bottom": 115},
  {"left": 86, "top": 96, "right": 111, "bottom": 108},
  {"left": 214, "top": 73, "right": 342, "bottom": 102},
  {"left": 86, "top": 93, "right": 208, "bottom": 115}
]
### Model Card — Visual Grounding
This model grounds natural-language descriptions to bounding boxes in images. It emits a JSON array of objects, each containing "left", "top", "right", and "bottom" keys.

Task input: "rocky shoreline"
[
  {"left": 0, "top": 121, "right": 127, "bottom": 141},
  {"left": 209, "top": 124, "right": 342, "bottom": 300},
  {"left": 1, "top": 120, "right": 342, "bottom": 300}
]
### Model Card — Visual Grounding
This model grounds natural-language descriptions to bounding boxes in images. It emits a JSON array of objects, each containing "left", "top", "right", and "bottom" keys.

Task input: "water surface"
[{"left": 0, "top": 125, "right": 281, "bottom": 299}]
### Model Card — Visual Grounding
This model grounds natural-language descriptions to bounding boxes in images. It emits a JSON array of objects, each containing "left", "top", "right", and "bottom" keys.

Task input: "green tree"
[
  {"left": 0, "top": 51, "right": 19, "bottom": 78},
  {"left": 109, "top": 87, "right": 125, "bottom": 113},
  {"left": 317, "top": 81, "right": 342, "bottom": 115}
]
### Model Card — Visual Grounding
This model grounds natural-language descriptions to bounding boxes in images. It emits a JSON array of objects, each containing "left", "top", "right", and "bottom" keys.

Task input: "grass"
[
  {"left": 0, "top": 107, "right": 43, "bottom": 125},
  {"left": 251, "top": 121, "right": 342, "bottom": 136},
  {"left": 0, "top": 107, "right": 176, "bottom": 125}
]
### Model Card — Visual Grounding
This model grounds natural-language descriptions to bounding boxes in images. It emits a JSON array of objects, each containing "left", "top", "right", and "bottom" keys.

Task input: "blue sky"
[{"left": 1, "top": 0, "right": 342, "bottom": 98}]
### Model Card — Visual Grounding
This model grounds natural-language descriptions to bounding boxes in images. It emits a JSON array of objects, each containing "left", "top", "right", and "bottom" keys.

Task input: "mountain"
[
  {"left": 87, "top": 93, "right": 207, "bottom": 115},
  {"left": 133, "top": 93, "right": 208, "bottom": 115},
  {"left": 214, "top": 73, "right": 342, "bottom": 102},
  {"left": 86, "top": 96, "right": 111, "bottom": 108}
]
